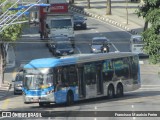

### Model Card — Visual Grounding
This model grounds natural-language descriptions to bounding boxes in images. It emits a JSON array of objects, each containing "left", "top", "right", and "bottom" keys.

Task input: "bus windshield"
[
  {"left": 51, "top": 19, "right": 72, "bottom": 28},
  {"left": 23, "top": 74, "right": 54, "bottom": 90},
  {"left": 133, "top": 37, "right": 143, "bottom": 44}
]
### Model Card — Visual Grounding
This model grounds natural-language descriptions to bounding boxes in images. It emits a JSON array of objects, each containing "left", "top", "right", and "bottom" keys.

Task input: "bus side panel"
[{"left": 54, "top": 86, "right": 79, "bottom": 104}]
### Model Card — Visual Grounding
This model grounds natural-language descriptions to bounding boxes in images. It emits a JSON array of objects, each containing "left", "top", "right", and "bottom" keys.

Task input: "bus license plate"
[
  {"left": 63, "top": 53, "right": 67, "bottom": 55},
  {"left": 32, "top": 98, "right": 39, "bottom": 102}
]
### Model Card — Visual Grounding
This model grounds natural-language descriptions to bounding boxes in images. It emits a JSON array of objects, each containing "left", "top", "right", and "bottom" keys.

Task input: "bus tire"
[
  {"left": 66, "top": 91, "right": 74, "bottom": 106},
  {"left": 107, "top": 85, "right": 114, "bottom": 99},
  {"left": 116, "top": 84, "right": 123, "bottom": 97}
]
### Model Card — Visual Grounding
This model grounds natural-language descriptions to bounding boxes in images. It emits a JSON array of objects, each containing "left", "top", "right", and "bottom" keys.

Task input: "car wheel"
[
  {"left": 14, "top": 91, "right": 17, "bottom": 95},
  {"left": 107, "top": 85, "right": 114, "bottom": 99}
]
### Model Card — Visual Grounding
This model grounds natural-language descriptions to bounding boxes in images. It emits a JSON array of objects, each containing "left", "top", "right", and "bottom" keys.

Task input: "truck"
[
  {"left": 46, "top": 14, "right": 74, "bottom": 41},
  {"left": 39, "top": 0, "right": 75, "bottom": 47}
]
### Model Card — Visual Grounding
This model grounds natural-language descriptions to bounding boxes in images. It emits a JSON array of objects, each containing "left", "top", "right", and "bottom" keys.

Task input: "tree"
[
  {"left": 0, "top": 0, "right": 26, "bottom": 85},
  {"left": 106, "top": 0, "right": 111, "bottom": 15},
  {"left": 87, "top": 0, "right": 91, "bottom": 9},
  {"left": 137, "top": 0, "right": 160, "bottom": 64}
]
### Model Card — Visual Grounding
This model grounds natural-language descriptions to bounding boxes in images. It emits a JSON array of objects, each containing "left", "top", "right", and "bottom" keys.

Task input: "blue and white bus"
[{"left": 22, "top": 52, "right": 141, "bottom": 106}]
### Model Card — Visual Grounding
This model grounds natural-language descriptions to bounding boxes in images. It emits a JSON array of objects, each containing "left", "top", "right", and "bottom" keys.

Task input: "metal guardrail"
[{"left": 0, "top": 0, "right": 46, "bottom": 33}]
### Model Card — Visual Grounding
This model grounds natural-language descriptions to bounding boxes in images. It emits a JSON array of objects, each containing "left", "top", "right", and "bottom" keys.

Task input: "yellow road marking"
[{"left": 2, "top": 99, "right": 10, "bottom": 110}]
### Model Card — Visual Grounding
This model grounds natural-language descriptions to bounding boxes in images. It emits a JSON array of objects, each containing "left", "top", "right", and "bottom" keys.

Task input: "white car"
[{"left": 90, "top": 37, "right": 110, "bottom": 53}]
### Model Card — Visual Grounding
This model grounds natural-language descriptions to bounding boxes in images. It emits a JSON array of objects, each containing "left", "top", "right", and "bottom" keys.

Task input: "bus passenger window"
[
  {"left": 113, "top": 58, "right": 130, "bottom": 80},
  {"left": 62, "top": 67, "right": 68, "bottom": 85},
  {"left": 102, "top": 60, "right": 114, "bottom": 82},
  {"left": 68, "top": 66, "right": 78, "bottom": 86}
]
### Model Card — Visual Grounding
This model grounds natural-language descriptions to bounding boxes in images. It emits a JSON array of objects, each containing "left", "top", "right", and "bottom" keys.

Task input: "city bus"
[
  {"left": 130, "top": 35, "right": 148, "bottom": 56},
  {"left": 22, "top": 52, "right": 141, "bottom": 107}
]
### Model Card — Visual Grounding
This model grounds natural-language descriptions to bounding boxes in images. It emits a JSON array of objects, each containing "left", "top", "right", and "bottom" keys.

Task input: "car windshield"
[
  {"left": 74, "top": 16, "right": 84, "bottom": 20},
  {"left": 92, "top": 39, "right": 108, "bottom": 45},
  {"left": 15, "top": 73, "right": 23, "bottom": 81},
  {"left": 132, "top": 37, "right": 143, "bottom": 44},
  {"left": 23, "top": 74, "right": 54, "bottom": 90},
  {"left": 51, "top": 19, "right": 72, "bottom": 28},
  {"left": 57, "top": 43, "right": 72, "bottom": 49}
]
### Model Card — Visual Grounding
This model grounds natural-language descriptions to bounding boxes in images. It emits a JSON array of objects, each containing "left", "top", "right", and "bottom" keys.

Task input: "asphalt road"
[{"left": 0, "top": 14, "right": 160, "bottom": 120}]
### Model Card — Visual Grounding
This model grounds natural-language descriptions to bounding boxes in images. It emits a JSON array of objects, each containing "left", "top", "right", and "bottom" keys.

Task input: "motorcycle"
[{"left": 101, "top": 46, "right": 109, "bottom": 53}]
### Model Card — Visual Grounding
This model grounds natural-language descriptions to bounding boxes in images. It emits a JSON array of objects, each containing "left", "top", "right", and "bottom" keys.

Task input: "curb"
[
  {"left": 0, "top": 81, "right": 12, "bottom": 91},
  {"left": 69, "top": 5, "right": 139, "bottom": 35},
  {"left": 0, "top": 82, "right": 12, "bottom": 95},
  {"left": 0, "top": 82, "right": 12, "bottom": 99}
]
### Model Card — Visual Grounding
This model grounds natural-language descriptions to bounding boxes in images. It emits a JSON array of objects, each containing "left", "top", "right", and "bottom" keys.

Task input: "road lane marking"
[
  {"left": 139, "top": 88, "right": 160, "bottom": 89},
  {"left": 133, "top": 117, "right": 136, "bottom": 120},
  {"left": 111, "top": 43, "right": 119, "bottom": 52},
  {"left": 141, "top": 85, "right": 160, "bottom": 87},
  {"left": 132, "top": 105, "right": 134, "bottom": 108},
  {"left": 2, "top": 99, "right": 10, "bottom": 110},
  {"left": 75, "top": 46, "right": 81, "bottom": 54}
]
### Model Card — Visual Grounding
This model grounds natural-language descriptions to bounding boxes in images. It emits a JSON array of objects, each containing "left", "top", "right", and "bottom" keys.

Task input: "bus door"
[
  {"left": 77, "top": 65, "right": 86, "bottom": 98},
  {"left": 84, "top": 63, "right": 97, "bottom": 98},
  {"left": 96, "top": 63, "right": 103, "bottom": 95}
]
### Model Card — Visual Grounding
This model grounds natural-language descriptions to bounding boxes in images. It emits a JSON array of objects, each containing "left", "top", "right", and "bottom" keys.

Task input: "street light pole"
[{"left": 126, "top": 0, "right": 128, "bottom": 25}]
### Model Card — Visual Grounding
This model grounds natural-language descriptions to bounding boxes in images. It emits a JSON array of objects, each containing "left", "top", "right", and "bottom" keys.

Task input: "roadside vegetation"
[
  {"left": 0, "top": 0, "right": 27, "bottom": 84},
  {"left": 137, "top": 0, "right": 160, "bottom": 64}
]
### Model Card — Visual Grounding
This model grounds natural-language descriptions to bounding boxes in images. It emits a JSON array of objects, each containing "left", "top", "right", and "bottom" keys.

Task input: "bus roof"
[{"left": 24, "top": 52, "right": 137, "bottom": 69}]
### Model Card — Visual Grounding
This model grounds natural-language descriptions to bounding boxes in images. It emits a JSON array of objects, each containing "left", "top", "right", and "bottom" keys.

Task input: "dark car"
[
  {"left": 47, "top": 35, "right": 70, "bottom": 50},
  {"left": 51, "top": 41, "right": 74, "bottom": 56},
  {"left": 12, "top": 71, "right": 23, "bottom": 95},
  {"left": 90, "top": 37, "right": 111, "bottom": 53},
  {"left": 73, "top": 15, "right": 87, "bottom": 30}
]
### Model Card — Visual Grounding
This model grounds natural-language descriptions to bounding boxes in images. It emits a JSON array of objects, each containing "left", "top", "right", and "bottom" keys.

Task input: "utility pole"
[
  {"left": 126, "top": 0, "right": 128, "bottom": 25},
  {"left": 87, "top": 0, "right": 91, "bottom": 9},
  {"left": 106, "top": 0, "right": 111, "bottom": 15}
]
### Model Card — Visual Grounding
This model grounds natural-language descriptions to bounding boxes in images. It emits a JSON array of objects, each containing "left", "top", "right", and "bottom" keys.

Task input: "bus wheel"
[
  {"left": 116, "top": 84, "right": 123, "bottom": 97},
  {"left": 107, "top": 85, "right": 114, "bottom": 99},
  {"left": 66, "top": 92, "right": 74, "bottom": 106}
]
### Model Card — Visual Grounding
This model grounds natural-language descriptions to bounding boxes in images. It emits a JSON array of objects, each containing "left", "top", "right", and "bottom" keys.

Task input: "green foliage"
[
  {"left": 137, "top": 0, "right": 160, "bottom": 64},
  {"left": 0, "top": 1, "right": 27, "bottom": 42}
]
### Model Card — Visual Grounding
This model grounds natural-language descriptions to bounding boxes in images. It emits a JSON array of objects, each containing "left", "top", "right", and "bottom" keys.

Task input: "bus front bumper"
[{"left": 23, "top": 94, "right": 55, "bottom": 104}]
